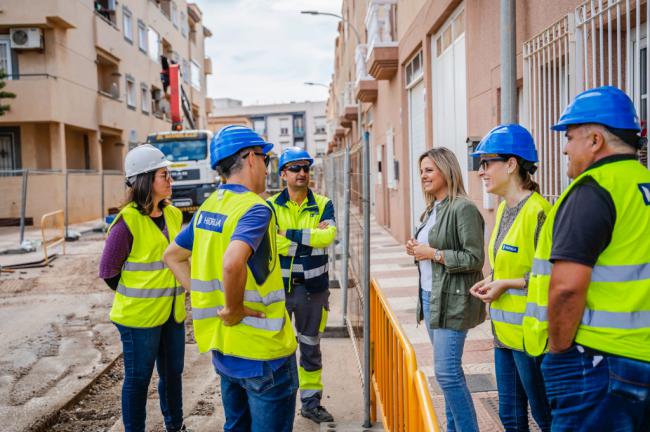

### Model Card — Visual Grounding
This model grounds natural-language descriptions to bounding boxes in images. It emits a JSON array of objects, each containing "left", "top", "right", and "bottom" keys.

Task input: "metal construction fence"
[
  {"left": 0, "top": 169, "right": 125, "bottom": 244},
  {"left": 523, "top": 0, "right": 650, "bottom": 201},
  {"left": 322, "top": 144, "right": 366, "bottom": 375}
]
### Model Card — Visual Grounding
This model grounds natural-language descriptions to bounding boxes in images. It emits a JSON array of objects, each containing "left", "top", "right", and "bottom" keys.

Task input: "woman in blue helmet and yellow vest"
[
  {"left": 99, "top": 144, "right": 187, "bottom": 432},
  {"left": 469, "top": 124, "right": 552, "bottom": 432}
]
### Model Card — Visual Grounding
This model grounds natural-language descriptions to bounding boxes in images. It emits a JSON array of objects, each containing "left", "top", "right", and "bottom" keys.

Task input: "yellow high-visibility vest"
[
  {"left": 109, "top": 203, "right": 185, "bottom": 328},
  {"left": 488, "top": 192, "right": 551, "bottom": 350},
  {"left": 190, "top": 186, "right": 297, "bottom": 359},
  {"left": 523, "top": 158, "right": 650, "bottom": 361}
]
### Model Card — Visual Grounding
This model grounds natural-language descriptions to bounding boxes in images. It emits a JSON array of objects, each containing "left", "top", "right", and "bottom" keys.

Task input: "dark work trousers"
[{"left": 285, "top": 284, "right": 330, "bottom": 410}]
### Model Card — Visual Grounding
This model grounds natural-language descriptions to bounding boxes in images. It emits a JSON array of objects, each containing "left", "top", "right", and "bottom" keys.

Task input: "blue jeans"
[
  {"left": 115, "top": 315, "right": 186, "bottom": 432},
  {"left": 422, "top": 290, "right": 479, "bottom": 432},
  {"left": 541, "top": 345, "right": 650, "bottom": 432},
  {"left": 495, "top": 347, "right": 551, "bottom": 431},
  {"left": 218, "top": 354, "right": 299, "bottom": 432}
]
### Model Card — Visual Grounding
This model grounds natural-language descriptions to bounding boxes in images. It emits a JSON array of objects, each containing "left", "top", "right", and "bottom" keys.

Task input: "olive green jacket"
[{"left": 415, "top": 196, "right": 486, "bottom": 331}]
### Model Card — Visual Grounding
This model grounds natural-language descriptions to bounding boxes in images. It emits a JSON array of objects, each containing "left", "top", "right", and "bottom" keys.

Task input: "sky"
[{"left": 193, "top": 0, "right": 342, "bottom": 106}]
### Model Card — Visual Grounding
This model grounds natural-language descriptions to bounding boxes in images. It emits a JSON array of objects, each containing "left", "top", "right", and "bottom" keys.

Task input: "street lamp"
[
  {"left": 301, "top": 9, "right": 372, "bottom": 429},
  {"left": 303, "top": 81, "right": 329, "bottom": 88}
]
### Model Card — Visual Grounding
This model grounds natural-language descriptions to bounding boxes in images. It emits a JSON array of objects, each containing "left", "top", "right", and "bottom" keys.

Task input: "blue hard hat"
[
  {"left": 210, "top": 125, "right": 273, "bottom": 170},
  {"left": 278, "top": 147, "right": 314, "bottom": 171},
  {"left": 552, "top": 86, "right": 640, "bottom": 131},
  {"left": 471, "top": 124, "right": 538, "bottom": 163}
]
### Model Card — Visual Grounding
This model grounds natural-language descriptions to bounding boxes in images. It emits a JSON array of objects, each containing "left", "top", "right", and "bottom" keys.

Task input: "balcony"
[
  {"left": 94, "top": 14, "right": 123, "bottom": 61},
  {"left": 334, "top": 128, "right": 346, "bottom": 139},
  {"left": 339, "top": 82, "right": 357, "bottom": 122},
  {"left": 355, "top": 44, "right": 378, "bottom": 103},
  {"left": 0, "top": 0, "right": 76, "bottom": 29},
  {"left": 365, "top": 0, "right": 398, "bottom": 80},
  {"left": 339, "top": 115, "right": 352, "bottom": 129},
  {"left": 293, "top": 127, "right": 305, "bottom": 138},
  {"left": 2, "top": 75, "right": 56, "bottom": 122},
  {"left": 204, "top": 58, "right": 213, "bottom": 75},
  {"left": 98, "top": 93, "right": 126, "bottom": 130}
]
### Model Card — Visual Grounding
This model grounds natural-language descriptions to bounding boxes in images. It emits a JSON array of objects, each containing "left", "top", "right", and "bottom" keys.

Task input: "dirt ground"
[{"left": 0, "top": 232, "right": 365, "bottom": 432}]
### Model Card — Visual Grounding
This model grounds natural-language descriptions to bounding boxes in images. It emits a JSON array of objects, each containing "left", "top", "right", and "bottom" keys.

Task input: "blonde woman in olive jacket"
[{"left": 406, "top": 147, "right": 485, "bottom": 432}]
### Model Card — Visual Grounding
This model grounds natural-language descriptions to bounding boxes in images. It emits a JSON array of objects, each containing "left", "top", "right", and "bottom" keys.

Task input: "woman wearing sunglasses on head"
[
  {"left": 99, "top": 144, "right": 188, "bottom": 432},
  {"left": 470, "top": 124, "right": 552, "bottom": 432}
]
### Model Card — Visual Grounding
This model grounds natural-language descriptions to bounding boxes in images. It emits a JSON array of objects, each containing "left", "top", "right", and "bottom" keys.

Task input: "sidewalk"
[{"left": 366, "top": 216, "right": 508, "bottom": 431}]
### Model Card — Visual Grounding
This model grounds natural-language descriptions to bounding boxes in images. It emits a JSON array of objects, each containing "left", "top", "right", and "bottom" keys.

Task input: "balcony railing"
[
  {"left": 356, "top": 44, "right": 371, "bottom": 83},
  {"left": 365, "top": 0, "right": 398, "bottom": 55}
]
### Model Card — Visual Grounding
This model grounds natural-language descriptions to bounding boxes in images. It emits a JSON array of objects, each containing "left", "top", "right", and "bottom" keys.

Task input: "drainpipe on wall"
[{"left": 501, "top": 0, "right": 517, "bottom": 123}]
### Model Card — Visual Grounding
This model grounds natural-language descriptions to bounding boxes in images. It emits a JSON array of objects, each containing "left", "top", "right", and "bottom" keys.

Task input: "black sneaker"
[{"left": 301, "top": 406, "right": 334, "bottom": 423}]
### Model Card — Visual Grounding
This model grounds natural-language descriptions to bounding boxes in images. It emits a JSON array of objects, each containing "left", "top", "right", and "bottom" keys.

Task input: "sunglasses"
[
  {"left": 285, "top": 165, "right": 310, "bottom": 174},
  {"left": 243, "top": 151, "right": 270, "bottom": 167},
  {"left": 479, "top": 157, "right": 506, "bottom": 170}
]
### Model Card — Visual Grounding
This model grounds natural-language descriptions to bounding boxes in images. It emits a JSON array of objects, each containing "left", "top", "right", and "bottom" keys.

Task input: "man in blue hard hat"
[
  {"left": 163, "top": 125, "right": 298, "bottom": 431},
  {"left": 267, "top": 147, "right": 337, "bottom": 424},
  {"left": 521, "top": 86, "right": 650, "bottom": 431}
]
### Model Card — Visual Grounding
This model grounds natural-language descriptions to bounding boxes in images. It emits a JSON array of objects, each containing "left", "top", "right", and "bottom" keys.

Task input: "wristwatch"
[{"left": 433, "top": 249, "right": 443, "bottom": 263}]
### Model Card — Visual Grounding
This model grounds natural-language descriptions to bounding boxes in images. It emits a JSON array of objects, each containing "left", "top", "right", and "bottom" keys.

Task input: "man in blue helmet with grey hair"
[
  {"left": 268, "top": 147, "right": 337, "bottom": 424},
  {"left": 521, "top": 86, "right": 650, "bottom": 430},
  {"left": 164, "top": 125, "right": 298, "bottom": 431}
]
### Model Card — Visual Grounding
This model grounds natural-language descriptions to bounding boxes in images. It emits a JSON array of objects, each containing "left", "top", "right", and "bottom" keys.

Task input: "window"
[
  {"left": 280, "top": 127, "right": 289, "bottom": 136},
  {"left": 436, "top": 10, "right": 464, "bottom": 57},
  {"left": 171, "top": 2, "right": 178, "bottom": 28},
  {"left": 252, "top": 118, "right": 266, "bottom": 137},
  {"left": 148, "top": 27, "right": 160, "bottom": 62},
  {"left": 140, "top": 83, "right": 149, "bottom": 113},
  {"left": 137, "top": 20, "right": 147, "bottom": 53},
  {"left": 122, "top": 7, "right": 133, "bottom": 42},
  {"left": 95, "top": 0, "right": 117, "bottom": 25},
  {"left": 97, "top": 55, "right": 120, "bottom": 98},
  {"left": 0, "top": 36, "right": 13, "bottom": 77},
  {"left": 182, "top": 59, "right": 189, "bottom": 83},
  {"left": 151, "top": 86, "right": 163, "bottom": 117},
  {"left": 405, "top": 51, "right": 423, "bottom": 87},
  {"left": 180, "top": 12, "right": 187, "bottom": 37},
  {"left": 190, "top": 60, "right": 201, "bottom": 90},
  {"left": 126, "top": 75, "right": 136, "bottom": 109},
  {"left": 314, "top": 116, "right": 327, "bottom": 135}
]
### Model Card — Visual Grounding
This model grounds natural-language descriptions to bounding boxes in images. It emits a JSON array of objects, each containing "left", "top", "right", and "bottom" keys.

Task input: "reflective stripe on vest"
[
  {"left": 190, "top": 186, "right": 296, "bottom": 359},
  {"left": 533, "top": 258, "right": 650, "bottom": 282},
  {"left": 191, "top": 278, "right": 286, "bottom": 306},
  {"left": 192, "top": 305, "right": 286, "bottom": 331},
  {"left": 523, "top": 159, "right": 650, "bottom": 361},
  {"left": 109, "top": 203, "right": 185, "bottom": 328},
  {"left": 117, "top": 284, "right": 182, "bottom": 298},
  {"left": 488, "top": 192, "right": 551, "bottom": 351},
  {"left": 525, "top": 303, "right": 650, "bottom": 329},
  {"left": 123, "top": 260, "right": 167, "bottom": 271}
]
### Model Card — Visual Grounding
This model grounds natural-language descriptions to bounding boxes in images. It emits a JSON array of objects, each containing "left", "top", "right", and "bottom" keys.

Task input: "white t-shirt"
[{"left": 417, "top": 203, "right": 439, "bottom": 292}]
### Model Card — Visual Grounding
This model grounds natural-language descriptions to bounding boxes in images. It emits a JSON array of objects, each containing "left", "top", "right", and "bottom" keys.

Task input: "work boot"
[{"left": 301, "top": 406, "right": 334, "bottom": 423}]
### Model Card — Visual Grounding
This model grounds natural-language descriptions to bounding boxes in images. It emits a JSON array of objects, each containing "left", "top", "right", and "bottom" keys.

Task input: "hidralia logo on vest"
[
  {"left": 196, "top": 211, "right": 228, "bottom": 233},
  {"left": 639, "top": 183, "right": 650, "bottom": 205},
  {"left": 501, "top": 244, "right": 519, "bottom": 253}
]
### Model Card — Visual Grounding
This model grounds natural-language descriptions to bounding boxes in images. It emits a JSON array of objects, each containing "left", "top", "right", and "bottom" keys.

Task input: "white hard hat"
[{"left": 124, "top": 144, "right": 171, "bottom": 181}]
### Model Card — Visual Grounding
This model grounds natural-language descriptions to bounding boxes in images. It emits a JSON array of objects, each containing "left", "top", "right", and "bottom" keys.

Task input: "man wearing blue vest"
[
  {"left": 522, "top": 86, "right": 650, "bottom": 431},
  {"left": 268, "top": 147, "right": 337, "bottom": 424},
  {"left": 164, "top": 126, "right": 298, "bottom": 432}
]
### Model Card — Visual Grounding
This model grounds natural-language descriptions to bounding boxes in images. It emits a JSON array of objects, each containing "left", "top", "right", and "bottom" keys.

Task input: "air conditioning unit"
[{"left": 10, "top": 28, "right": 43, "bottom": 50}]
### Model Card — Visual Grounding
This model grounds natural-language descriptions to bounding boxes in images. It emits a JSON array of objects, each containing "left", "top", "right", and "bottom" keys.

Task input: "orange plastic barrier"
[
  {"left": 370, "top": 279, "right": 439, "bottom": 431},
  {"left": 40, "top": 210, "right": 65, "bottom": 264}
]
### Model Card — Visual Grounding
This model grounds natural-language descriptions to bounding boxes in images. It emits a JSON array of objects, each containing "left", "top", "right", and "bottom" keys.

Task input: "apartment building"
[
  {"left": 0, "top": 0, "right": 211, "bottom": 223},
  {"left": 208, "top": 99, "right": 328, "bottom": 160},
  {"left": 327, "top": 0, "right": 650, "bottom": 243}
]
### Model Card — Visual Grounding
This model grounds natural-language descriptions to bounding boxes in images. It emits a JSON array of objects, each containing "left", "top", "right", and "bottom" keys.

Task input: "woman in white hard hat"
[{"left": 99, "top": 144, "right": 187, "bottom": 432}]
